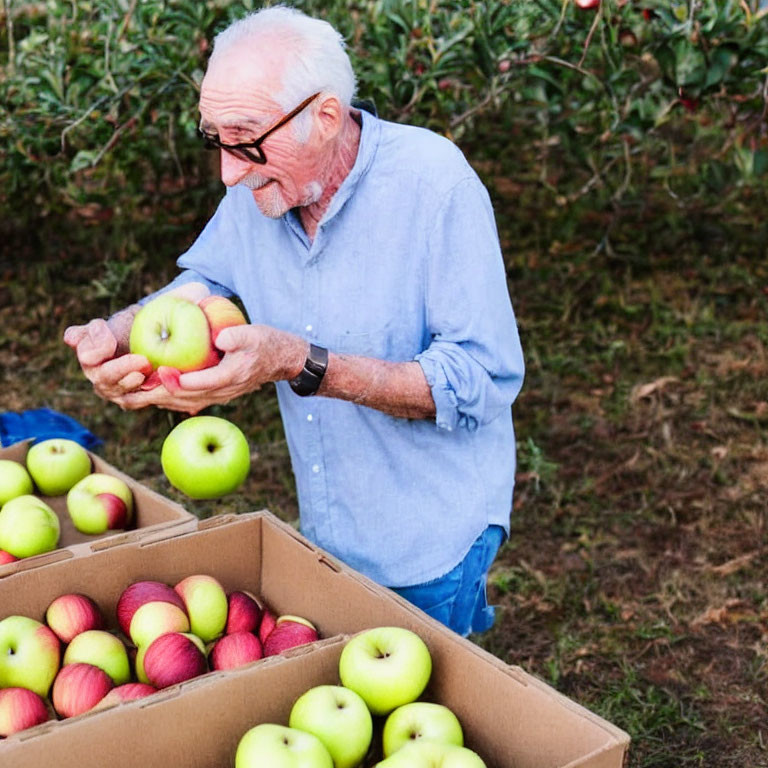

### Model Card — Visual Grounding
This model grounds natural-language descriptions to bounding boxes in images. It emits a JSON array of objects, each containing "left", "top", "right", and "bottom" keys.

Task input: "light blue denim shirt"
[{"left": 162, "top": 110, "right": 524, "bottom": 586}]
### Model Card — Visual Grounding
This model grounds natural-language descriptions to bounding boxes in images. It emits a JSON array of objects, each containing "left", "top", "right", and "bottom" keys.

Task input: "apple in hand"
[
  {"left": 0, "top": 460, "right": 33, "bottom": 505},
  {"left": 174, "top": 574, "right": 228, "bottom": 643},
  {"left": 129, "top": 294, "right": 219, "bottom": 372},
  {"left": 0, "top": 687, "right": 50, "bottom": 736},
  {"left": 375, "top": 741, "right": 486, "bottom": 768},
  {"left": 116, "top": 580, "right": 187, "bottom": 637},
  {"left": 209, "top": 631, "right": 263, "bottom": 671},
  {"left": 264, "top": 616, "right": 319, "bottom": 657},
  {"left": 66, "top": 473, "right": 133, "bottom": 534},
  {"left": 0, "top": 616, "right": 60, "bottom": 697},
  {"left": 0, "top": 495, "right": 60, "bottom": 558},
  {"left": 226, "top": 590, "right": 262, "bottom": 634},
  {"left": 52, "top": 662, "right": 113, "bottom": 718},
  {"left": 383, "top": 702, "right": 463, "bottom": 756},
  {"left": 161, "top": 416, "right": 250, "bottom": 500},
  {"left": 46, "top": 593, "right": 104, "bottom": 644},
  {"left": 25, "top": 438, "right": 92, "bottom": 496},
  {"left": 289, "top": 685, "right": 373, "bottom": 768},
  {"left": 129, "top": 600, "right": 190, "bottom": 648},
  {"left": 63, "top": 630, "right": 131, "bottom": 685},
  {"left": 339, "top": 627, "right": 432, "bottom": 716},
  {"left": 198, "top": 295, "right": 247, "bottom": 344},
  {"left": 235, "top": 724, "right": 333, "bottom": 768},
  {"left": 142, "top": 632, "right": 208, "bottom": 689}
]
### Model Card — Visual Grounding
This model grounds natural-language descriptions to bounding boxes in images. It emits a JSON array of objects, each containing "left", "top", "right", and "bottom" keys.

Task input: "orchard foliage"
[{"left": 1, "top": 0, "right": 766, "bottom": 235}]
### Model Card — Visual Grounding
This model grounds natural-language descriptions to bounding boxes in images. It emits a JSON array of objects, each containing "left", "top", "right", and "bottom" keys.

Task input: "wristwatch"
[{"left": 289, "top": 343, "right": 329, "bottom": 397}]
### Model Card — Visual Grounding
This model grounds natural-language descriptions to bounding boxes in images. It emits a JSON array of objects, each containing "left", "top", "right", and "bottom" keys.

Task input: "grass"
[{"left": 1, "top": 133, "right": 767, "bottom": 768}]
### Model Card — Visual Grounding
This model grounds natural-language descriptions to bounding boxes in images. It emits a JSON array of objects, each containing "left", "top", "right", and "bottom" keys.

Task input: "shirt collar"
[{"left": 315, "top": 108, "right": 381, "bottom": 226}]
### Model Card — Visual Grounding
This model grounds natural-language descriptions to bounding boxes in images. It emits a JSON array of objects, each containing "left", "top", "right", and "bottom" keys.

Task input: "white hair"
[{"left": 210, "top": 6, "right": 357, "bottom": 142}]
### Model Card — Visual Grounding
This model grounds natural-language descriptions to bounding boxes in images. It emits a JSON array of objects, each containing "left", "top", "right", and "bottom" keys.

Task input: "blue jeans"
[{"left": 390, "top": 525, "right": 505, "bottom": 637}]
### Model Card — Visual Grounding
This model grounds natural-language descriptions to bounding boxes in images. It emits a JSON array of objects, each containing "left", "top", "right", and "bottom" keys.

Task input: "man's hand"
[
  {"left": 114, "top": 324, "right": 307, "bottom": 414},
  {"left": 63, "top": 317, "right": 153, "bottom": 402}
]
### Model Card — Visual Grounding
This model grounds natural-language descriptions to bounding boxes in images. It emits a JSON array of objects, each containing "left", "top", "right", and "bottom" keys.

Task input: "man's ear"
[{"left": 315, "top": 95, "right": 344, "bottom": 141}]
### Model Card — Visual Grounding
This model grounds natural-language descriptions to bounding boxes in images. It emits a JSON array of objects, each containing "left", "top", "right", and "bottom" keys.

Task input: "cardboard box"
[
  {"left": 0, "top": 512, "right": 630, "bottom": 768},
  {"left": 0, "top": 440, "right": 194, "bottom": 568}
]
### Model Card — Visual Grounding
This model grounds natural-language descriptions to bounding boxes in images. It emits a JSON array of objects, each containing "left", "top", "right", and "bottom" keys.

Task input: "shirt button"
[
  {"left": 305, "top": 324, "right": 313, "bottom": 332},
  {"left": 312, "top": 464, "right": 320, "bottom": 473},
  {"left": 307, "top": 414, "right": 313, "bottom": 422}
]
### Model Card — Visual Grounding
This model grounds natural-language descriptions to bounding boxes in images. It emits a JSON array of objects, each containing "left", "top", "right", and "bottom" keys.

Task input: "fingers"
[
  {"left": 116, "top": 370, "right": 149, "bottom": 392},
  {"left": 75, "top": 319, "right": 119, "bottom": 367},
  {"left": 177, "top": 364, "right": 232, "bottom": 391},
  {"left": 63, "top": 325, "right": 89, "bottom": 349}
]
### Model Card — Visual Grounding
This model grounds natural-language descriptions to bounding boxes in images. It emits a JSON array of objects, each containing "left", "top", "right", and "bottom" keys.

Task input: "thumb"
[
  {"left": 214, "top": 324, "right": 251, "bottom": 354},
  {"left": 63, "top": 325, "right": 89, "bottom": 349},
  {"left": 78, "top": 319, "right": 118, "bottom": 366}
]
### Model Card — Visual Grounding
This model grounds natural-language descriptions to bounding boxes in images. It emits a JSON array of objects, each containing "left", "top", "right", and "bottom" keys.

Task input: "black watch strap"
[{"left": 289, "top": 344, "right": 329, "bottom": 397}]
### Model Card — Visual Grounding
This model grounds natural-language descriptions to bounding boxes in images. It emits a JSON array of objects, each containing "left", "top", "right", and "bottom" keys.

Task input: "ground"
[{"left": 0, "top": 154, "right": 765, "bottom": 768}]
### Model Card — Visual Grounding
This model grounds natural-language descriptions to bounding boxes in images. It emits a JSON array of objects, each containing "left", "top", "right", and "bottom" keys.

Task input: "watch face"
[{"left": 290, "top": 345, "right": 328, "bottom": 396}]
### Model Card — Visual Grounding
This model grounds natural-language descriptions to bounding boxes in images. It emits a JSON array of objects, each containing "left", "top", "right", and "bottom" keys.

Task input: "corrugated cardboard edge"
[{"left": 187, "top": 511, "right": 632, "bottom": 757}]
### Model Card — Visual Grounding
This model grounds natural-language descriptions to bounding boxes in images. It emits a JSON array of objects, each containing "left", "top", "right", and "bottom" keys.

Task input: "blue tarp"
[{"left": 0, "top": 408, "right": 102, "bottom": 450}]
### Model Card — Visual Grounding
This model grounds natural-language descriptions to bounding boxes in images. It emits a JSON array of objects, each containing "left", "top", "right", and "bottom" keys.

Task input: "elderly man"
[{"left": 64, "top": 7, "right": 524, "bottom": 637}]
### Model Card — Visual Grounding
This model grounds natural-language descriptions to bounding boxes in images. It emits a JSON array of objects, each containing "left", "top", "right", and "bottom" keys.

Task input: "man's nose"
[{"left": 220, "top": 150, "right": 253, "bottom": 187}]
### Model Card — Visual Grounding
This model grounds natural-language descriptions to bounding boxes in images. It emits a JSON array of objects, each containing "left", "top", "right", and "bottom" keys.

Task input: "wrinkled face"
[{"left": 199, "top": 44, "right": 325, "bottom": 218}]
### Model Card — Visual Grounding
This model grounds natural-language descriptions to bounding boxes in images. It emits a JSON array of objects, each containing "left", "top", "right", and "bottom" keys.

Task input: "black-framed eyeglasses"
[{"left": 199, "top": 92, "right": 321, "bottom": 164}]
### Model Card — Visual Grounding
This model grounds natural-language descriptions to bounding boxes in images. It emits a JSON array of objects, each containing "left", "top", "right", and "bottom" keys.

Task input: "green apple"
[
  {"left": 383, "top": 702, "right": 463, "bottom": 757},
  {"left": 174, "top": 574, "right": 228, "bottom": 643},
  {"left": 63, "top": 630, "right": 130, "bottom": 685},
  {"left": 129, "top": 294, "right": 219, "bottom": 372},
  {"left": 289, "top": 685, "right": 373, "bottom": 768},
  {"left": 26, "top": 438, "right": 91, "bottom": 496},
  {"left": 66, "top": 472, "right": 134, "bottom": 534},
  {"left": 235, "top": 724, "right": 334, "bottom": 768},
  {"left": 0, "top": 460, "right": 33, "bottom": 506},
  {"left": 339, "top": 627, "right": 432, "bottom": 716},
  {"left": 0, "top": 615, "right": 61, "bottom": 697},
  {"left": 0, "top": 495, "right": 60, "bottom": 558},
  {"left": 129, "top": 600, "right": 190, "bottom": 649},
  {"left": 161, "top": 415, "right": 250, "bottom": 499},
  {"left": 375, "top": 741, "right": 486, "bottom": 768}
]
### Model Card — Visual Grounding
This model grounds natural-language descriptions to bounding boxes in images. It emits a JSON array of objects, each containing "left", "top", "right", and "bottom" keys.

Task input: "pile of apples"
[
  {"left": 235, "top": 626, "right": 487, "bottom": 768},
  {"left": 0, "top": 574, "right": 319, "bottom": 737},
  {"left": 0, "top": 439, "right": 135, "bottom": 562}
]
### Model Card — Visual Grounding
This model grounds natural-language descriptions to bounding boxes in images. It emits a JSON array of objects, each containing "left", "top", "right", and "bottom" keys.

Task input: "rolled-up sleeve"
[{"left": 415, "top": 176, "right": 524, "bottom": 432}]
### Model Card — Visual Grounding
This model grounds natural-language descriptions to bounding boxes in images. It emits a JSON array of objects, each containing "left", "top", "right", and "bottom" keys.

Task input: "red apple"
[
  {"left": 258, "top": 607, "right": 277, "bottom": 645},
  {"left": 52, "top": 663, "right": 113, "bottom": 718},
  {"left": 198, "top": 295, "right": 247, "bottom": 345},
  {"left": 116, "top": 580, "right": 187, "bottom": 638},
  {"left": 263, "top": 616, "right": 319, "bottom": 657},
  {"left": 0, "top": 687, "right": 50, "bottom": 736},
  {"left": 0, "top": 550, "right": 18, "bottom": 565},
  {"left": 45, "top": 593, "right": 103, "bottom": 644},
  {"left": 574, "top": 0, "right": 599, "bottom": 8},
  {"left": 96, "top": 682, "right": 157, "bottom": 708},
  {"left": 226, "top": 591, "right": 262, "bottom": 635},
  {"left": 142, "top": 632, "right": 207, "bottom": 689},
  {"left": 210, "top": 631, "right": 263, "bottom": 671}
]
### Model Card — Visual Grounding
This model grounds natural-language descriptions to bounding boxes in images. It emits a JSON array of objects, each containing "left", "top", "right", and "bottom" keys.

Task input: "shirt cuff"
[{"left": 416, "top": 354, "right": 479, "bottom": 433}]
